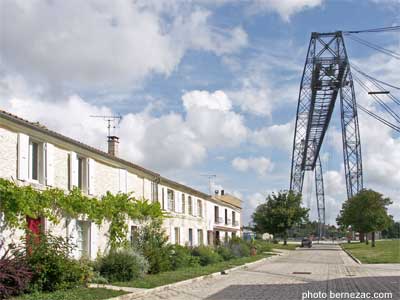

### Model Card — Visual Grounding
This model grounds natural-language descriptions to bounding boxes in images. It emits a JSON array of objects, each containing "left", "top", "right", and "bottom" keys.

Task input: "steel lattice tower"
[{"left": 290, "top": 31, "right": 363, "bottom": 235}]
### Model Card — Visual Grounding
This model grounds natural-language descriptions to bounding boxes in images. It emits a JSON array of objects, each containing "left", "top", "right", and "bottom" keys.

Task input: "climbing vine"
[{"left": 0, "top": 178, "right": 165, "bottom": 249}]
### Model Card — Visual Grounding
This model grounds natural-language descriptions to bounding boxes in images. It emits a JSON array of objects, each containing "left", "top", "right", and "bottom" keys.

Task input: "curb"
[
  {"left": 341, "top": 246, "right": 362, "bottom": 264},
  {"left": 93, "top": 253, "right": 283, "bottom": 300}
]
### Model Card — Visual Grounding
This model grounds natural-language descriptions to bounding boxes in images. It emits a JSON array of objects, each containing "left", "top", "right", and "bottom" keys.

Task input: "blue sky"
[{"left": 1, "top": 0, "right": 399, "bottom": 225}]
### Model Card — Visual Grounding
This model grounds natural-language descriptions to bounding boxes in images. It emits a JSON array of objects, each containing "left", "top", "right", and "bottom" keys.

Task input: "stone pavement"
[{"left": 132, "top": 244, "right": 400, "bottom": 300}]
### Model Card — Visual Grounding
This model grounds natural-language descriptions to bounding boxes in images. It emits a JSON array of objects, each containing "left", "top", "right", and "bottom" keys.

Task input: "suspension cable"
[
  {"left": 353, "top": 74, "right": 400, "bottom": 123},
  {"left": 346, "top": 34, "right": 400, "bottom": 60},
  {"left": 343, "top": 25, "right": 400, "bottom": 34},
  {"left": 351, "top": 64, "right": 400, "bottom": 90},
  {"left": 357, "top": 104, "right": 400, "bottom": 133},
  {"left": 351, "top": 64, "right": 400, "bottom": 107}
]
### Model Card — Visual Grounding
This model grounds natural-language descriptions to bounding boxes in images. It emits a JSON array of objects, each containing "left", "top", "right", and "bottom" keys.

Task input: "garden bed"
[
  {"left": 12, "top": 287, "right": 128, "bottom": 300},
  {"left": 112, "top": 254, "right": 269, "bottom": 289}
]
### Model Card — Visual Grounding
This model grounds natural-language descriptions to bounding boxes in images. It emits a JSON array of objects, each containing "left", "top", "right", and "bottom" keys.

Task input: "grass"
[
  {"left": 113, "top": 254, "right": 269, "bottom": 289},
  {"left": 13, "top": 287, "right": 128, "bottom": 300},
  {"left": 341, "top": 240, "right": 400, "bottom": 264},
  {"left": 270, "top": 243, "right": 299, "bottom": 251}
]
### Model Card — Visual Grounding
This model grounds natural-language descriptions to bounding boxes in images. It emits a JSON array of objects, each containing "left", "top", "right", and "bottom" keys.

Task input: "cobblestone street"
[{"left": 138, "top": 244, "right": 400, "bottom": 300}]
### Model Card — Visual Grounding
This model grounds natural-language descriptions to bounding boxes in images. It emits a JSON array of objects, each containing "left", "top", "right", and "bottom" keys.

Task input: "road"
[{"left": 141, "top": 244, "right": 400, "bottom": 300}]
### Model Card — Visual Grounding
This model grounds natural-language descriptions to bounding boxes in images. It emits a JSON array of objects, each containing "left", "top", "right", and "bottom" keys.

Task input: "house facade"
[{"left": 0, "top": 110, "right": 241, "bottom": 259}]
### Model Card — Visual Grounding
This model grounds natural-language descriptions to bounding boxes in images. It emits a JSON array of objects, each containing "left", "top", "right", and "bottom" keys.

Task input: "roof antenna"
[
  {"left": 90, "top": 114, "right": 122, "bottom": 137},
  {"left": 90, "top": 115, "right": 122, "bottom": 156},
  {"left": 200, "top": 174, "right": 216, "bottom": 196}
]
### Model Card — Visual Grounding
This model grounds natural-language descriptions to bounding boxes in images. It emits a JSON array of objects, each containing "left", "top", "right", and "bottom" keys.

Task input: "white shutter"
[
  {"left": 88, "top": 158, "right": 95, "bottom": 195},
  {"left": 193, "top": 198, "right": 197, "bottom": 216},
  {"left": 45, "top": 143, "right": 54, "bottom": 186},
  {"left": 67, "top": 219, "right": 79, "bottom": 259},
  {"left": 90, "top": 222, "right": 97, "bottom": 260},
  {"left": 69, "top": 152, "right": 78, "bottom": 189},
  {"left": 119, "top": 169, "right": 127, "bottom": 193},
  {"left": 17, "top": 133, "right": 29, "bottom": 181},
  {"left": 176, "top": 192, "right": 181, "bottom": 213}
]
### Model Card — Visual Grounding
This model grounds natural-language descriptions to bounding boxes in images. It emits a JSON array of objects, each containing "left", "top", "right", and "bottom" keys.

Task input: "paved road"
[{"left": 141, "top": 244, "right": 400, "bottom": 300}]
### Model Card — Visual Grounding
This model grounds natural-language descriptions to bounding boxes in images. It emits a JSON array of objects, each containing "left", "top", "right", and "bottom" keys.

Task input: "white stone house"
[{"left": 0, "top": 110, "right": 241, "bottom": 258}]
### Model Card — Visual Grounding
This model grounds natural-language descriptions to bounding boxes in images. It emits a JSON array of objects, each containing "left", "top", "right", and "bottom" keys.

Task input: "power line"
[{"left": 343, "top": 25, "right": 400, "bottom": 34}]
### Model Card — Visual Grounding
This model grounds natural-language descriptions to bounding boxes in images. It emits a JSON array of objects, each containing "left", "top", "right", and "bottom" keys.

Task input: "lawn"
[
  {"left": 113, "top": 254, "right": 269, "bottom": 289},
  {"left": 13, "top": 287, "right": 128, "bottom": 300},
  {"left": 271, "top": 243, "right": 299, "bottom": 251},
  {"left": 341, "top": 240, "right": 400, "bottom": 264}
]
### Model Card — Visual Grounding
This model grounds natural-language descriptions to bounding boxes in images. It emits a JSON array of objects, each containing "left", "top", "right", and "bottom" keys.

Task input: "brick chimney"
[{"left": 107, "top": 136, "right": 119, "bottom": 156}]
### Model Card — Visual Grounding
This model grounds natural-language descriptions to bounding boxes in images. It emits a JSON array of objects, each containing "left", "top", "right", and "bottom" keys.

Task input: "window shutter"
[
  {"left": 17, "top": 133, "right": 29, "bottom": 181},
  {"left": 69, "top": 152, "right": 78, "bottom": 189},
  {"left": 45, "top": 143, "right": 54, "bottom": 186},
  {"left": 67, "top": 219, "right": 79, "bottom": 259},
  {"left": 89, "top": 222, "right": 96, "bottom": 260},
  {"left": 88, "top": 158, "right": 95, "bottom": 195},
  {"left": 119, "top": 169, "right": 127, "bottom": 193}
]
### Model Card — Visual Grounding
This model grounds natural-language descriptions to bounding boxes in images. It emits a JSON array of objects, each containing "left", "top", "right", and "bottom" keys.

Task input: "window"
[
  {"left": 232, "top": 232, "right": 236, "bottom": 238},
  {"left": 167, "top": 189, "right": 175, "bottom": 211},
  {"left": 214, "top": 206, "right": 219, "bottom": 223},
  {"left": 224, "top": 232, "right": 228, "bottom": 242},
  {"left": 188, "top": 228, "right": 193, "bottom": 247},
  {"left": 197, "top": 200, "right": 203, "bottom": 218},
  {"left": 151, "top": 181, "right": 158, "bottom": 203},
  {"left": 215, "top": 230, "right": 220, "bottom": 246},
  {"left": 76, "top": 221, "right": 90, "bottom": 258},
  {"left": 188, "top": 196, "right": 193, "bottom": 215},
  {"left": 77, "top": 157, "right": 88, "bottom": 192},
  {"left": 28, "top": 139, "right": 44, "bottom": 182},
  {"left": 232, "top": 211, "right": 236, "bottom": 226},
  {"left": 197, "top": 229, "right": 203, "bottom": 245},
  {"left": 174, "top": 227, "right": 180, "bottom": 245},
  {"left": 130, "top": 225, "right": 138, "bottom": 247},
  {"left": 225, "top": 209, "right": 228, "bottom": 225},
  {"left": 181, "top": 194, "right": 185, "bottom": 214}
]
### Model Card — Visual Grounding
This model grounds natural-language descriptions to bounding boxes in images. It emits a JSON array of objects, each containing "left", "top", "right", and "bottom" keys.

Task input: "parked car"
[{"left": 301, "top": 238, "right": 312, "bottom": 248}]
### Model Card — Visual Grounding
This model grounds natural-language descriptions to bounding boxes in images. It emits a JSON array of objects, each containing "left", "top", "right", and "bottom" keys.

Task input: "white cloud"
[
  {"left": 251, "top": 121, "right": 294, "bottom": 151},
  {"left": 0, "top": 79, "right": 248, "bottom": 172},
  {"left": 248, "top": 0, "right": 324, "bottom": 21},
  {"left": 0, "top": 1, "right": 247, "bottom": 94},
  {"left": 232, "top": 156, "right": 274, "bottom": 176},
  {"left": 183, "top": 90, "right": 248, "bottom": 147},
  {"left": 182, "top": 90, "right": 232, "bottom": 111}
]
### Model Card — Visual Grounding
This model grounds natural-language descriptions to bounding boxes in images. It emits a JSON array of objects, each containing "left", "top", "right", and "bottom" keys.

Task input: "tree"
[
  {"left": 252, "top": 191, "right": 309, "bottom": 245},
  {"left": 337, "top": 189, "right": 393, "bottom": 247}
]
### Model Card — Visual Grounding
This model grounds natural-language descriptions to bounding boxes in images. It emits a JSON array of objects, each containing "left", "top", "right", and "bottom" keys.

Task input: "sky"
[{"left": 0, "top": 0, "right": 399, "bottom": 226}]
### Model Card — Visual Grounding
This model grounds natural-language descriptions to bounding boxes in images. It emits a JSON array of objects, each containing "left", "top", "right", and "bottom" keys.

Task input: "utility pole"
[{"left": 201, "top": 174, "right": 216, "bottom": 195}]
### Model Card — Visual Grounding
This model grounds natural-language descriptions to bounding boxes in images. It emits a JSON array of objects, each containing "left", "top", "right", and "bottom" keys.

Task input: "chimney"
[
  {"left": 108, "top": 136, "right": 119, "bottom": 156},
  {"left": 221, "top": 190, "right": 224, "bottom": 195}
]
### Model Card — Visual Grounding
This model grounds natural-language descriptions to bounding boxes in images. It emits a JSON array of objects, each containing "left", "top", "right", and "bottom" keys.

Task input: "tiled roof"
[{"left": 0, "top": 109, "right": 239, "bottom": 205}]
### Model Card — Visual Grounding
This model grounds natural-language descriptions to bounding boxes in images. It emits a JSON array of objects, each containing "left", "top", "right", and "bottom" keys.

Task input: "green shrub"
[
  {"left": 135, "top": 220, "right": 172, "bottom": 274},
  {"left": 23, "top": 232, "right": 90, "bottom": 292},
  {"left": 229, "top": 237, "right": 251, "bottom": 258},
  {"left": 95, "top": 248, "right": 148, "bottom": 282},
  {"left": 170, "top": 245, "right": 200, "bottom": 270},
  {"left": 253, "top": 240, "right": 272, "bottom": 253},
  {"left": 216, "top": 245, "right": 235, "bottom": 261},
  {"left": 191, "top": 246, "right": 223, "bottom": 266}
]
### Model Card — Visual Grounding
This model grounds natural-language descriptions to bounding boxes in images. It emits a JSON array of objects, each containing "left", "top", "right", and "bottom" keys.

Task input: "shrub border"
[{"left": 90, "top": 252, "right": 284, "bottom": 300}]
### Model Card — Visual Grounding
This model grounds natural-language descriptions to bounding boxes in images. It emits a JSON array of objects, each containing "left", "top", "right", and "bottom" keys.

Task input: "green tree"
[
  {"left": 252, "top": 191, "right": 309, "bottom": 245},
  {"left": 337, "top": 189, "right": 393, "bottom": 247}
]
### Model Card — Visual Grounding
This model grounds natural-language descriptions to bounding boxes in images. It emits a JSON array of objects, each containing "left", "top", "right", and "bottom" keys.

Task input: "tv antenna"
[
  {"left": 90, "top": 115, "right": 122, "bottom": 136},
  {"left": 200, "top": 174, "right": 216, "bottom": 195}
]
